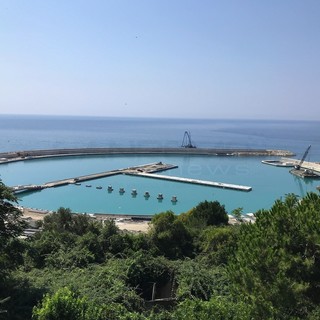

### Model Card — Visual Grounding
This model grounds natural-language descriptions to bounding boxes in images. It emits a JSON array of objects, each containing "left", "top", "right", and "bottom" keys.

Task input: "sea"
[{"left": 1, "top": 114, "right": 320, "bottom": 216}]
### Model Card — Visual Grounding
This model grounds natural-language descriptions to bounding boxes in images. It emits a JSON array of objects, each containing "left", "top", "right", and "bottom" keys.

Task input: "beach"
[{"left": 21, "top": 207, "right": 151, "bottom": 233}]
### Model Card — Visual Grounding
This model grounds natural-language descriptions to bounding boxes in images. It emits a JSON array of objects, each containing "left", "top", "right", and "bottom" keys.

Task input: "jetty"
[
  {"left": 285, "top": 158, "right": 320, "bottom": 175},
  {"left": 11, "top": 162, "right": 252, "bottom": 194},
  {"left": 126, "top": 172, "right": 252, "bottom": 192}
]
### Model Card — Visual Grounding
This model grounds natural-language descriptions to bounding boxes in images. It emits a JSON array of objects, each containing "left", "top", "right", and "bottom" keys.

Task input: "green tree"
[
  {"left": 182, "top": 200, "right": 228, "bottom": 229},
  {"left": 42, "top": 207, "right": 99, "bottom": 235},
  {"left": 174, "top": 259, "right": 229, "bottom": 301},
  {"left": 32, "top": 287, "right": 104, "bottom": 320},
  {"left": 228, "top": 193, "right": 320, "bottom": 319},
  {"left": 0, "top": 181, "right": 26, "bottom": 285},
  {"left": 127, "top": 253, "right": 172, "bottom": 300},
  {"left": 150, "top": 211, "right": 193, "bottom": 258},
  {"left": 0, "top": 182, "right": 26, "bottom": 245},
  {"left": 198, "top": 226, "right": 237, "bottom": 265},
  {"left": 173, "top": 296, "right": 253, "bottom": 320}
]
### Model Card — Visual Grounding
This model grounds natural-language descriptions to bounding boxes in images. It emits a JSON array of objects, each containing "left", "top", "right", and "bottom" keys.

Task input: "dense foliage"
[{"left": 1, "top": 179, "right": 320, "bottom": 319}]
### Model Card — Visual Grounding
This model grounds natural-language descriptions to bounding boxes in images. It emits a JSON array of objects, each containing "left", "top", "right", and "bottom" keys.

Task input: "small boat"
[
  {"left": 86, "top": 185, "right": 92, "bottom": 187},
  {"left": 144, "top": 191, "right": 150, "bottom": 198},
  {"left": 131, "top": 189, "right": 137, "bottom": 196},
  {"left": 96, "top": 186, "right": 102, "bottom": 190},
  {"left": 107, "top": 185, "right": 113, "bottom": 192},
  {"left": 171, "top": 196, "right": 177, "bottom": 203},
  {"left": 157, "top": 193, "right": 164, "bottom": 200},
  {"left": 119, "top": 187, "right": 125, "bottom": 193},
  {"left": 75, "top": 183, "right": 81, "bottom": 186},
  {"left": 261, "top": 160, "right": 295, "bottom": 167}
]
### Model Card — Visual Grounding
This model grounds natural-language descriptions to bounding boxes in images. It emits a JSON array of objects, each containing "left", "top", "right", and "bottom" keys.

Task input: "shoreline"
[
  {"left": 20, "top": 207, "right": 151, "bottom": 233},
  {"left": 20, "top": 207, "right": 242, "bottom": 232}
]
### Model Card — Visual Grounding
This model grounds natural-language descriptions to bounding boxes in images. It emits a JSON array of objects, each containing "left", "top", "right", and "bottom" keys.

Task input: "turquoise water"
[
  {"left": 1, "top": 154, "right": 318, "bottom": 215},
  {"left": 1, "top": 116, "right": 320, "bottom": 215}
]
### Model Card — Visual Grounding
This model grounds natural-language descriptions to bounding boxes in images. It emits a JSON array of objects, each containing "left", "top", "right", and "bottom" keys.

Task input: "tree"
[
  {"left": 32, "top": 286, "right": 146, "bottom": 320},
  {"left": 150, "top": 211, "right": 193, "bottom": 258},
  {"left": 32, "top": 287, "right": 103, "bottom": 320},
  {"left": 127, "top": 253, "right": 172, "bottom": 300},
  {"left": 0, "top": 182, "right": 26, "bottom": 317},
  {"left": 173, "top": 296, "right": 252, "bottom": 320},
  {"left": 0, "top": 181, "right": 26, "bottom": 282},
  {"left": 198, "top": 226, "right": 237, "bottom": 265},
  {"left": 0, "top": 182, "right": 26, "bottom": 244},
  {"left": 228, "top": 193, "right": 320, "bottom": 319},
  {"left": 182, "top": 201, "right": 228, "bottom": 229},
  {"left": 174, "top": 259, "right": 228, "bottom": 301}
]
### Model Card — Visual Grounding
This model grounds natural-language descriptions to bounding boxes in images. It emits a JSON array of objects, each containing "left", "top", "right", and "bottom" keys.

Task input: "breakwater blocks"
[
  {"left": 12, "top": 162, "right": 252, "bottom": 194},
  {"left": 0, "top": 147, "right": 295, "bottom": 164}
]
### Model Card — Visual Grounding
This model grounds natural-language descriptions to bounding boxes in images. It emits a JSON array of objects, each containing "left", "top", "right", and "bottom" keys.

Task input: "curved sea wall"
[{"left": 0, "top": 147, "right": 295, "bottom": 164}]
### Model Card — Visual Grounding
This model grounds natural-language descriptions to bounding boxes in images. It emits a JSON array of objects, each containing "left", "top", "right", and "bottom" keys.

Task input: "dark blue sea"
[
  {"left": 0, "top": 115, "right": 320, "bottom": 215},
  {"left": 0, "top": 115, "right": 320, "bottom": 158}
]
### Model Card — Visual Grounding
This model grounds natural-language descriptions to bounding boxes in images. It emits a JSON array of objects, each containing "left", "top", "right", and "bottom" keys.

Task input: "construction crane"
[
  {"left": 295, "top": 145, "right": 311, "bottom": 170},
  {"left": 181, "top": 131, "right": 196, "bottom": 148}
]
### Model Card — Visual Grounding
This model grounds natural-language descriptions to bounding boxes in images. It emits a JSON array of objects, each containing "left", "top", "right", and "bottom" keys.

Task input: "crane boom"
[
  {"left": 296, "top": 145, "right": 311, "bottom": 170},
  {"left": 181, "top": 131, "right": 196, "bottom": 148}
]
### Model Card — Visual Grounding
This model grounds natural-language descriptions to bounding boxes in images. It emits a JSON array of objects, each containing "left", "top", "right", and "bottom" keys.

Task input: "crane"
[
  {"left": 181, "top": 131, "right": 196, "bottom": 148},
  {"left": 295, "top": 145, "right": 311, "bottom": 170}
]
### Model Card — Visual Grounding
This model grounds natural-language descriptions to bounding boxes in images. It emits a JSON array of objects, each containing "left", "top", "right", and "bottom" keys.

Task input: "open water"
[{"left": 0, "top": 115, "right": 320, "bottom": 215}]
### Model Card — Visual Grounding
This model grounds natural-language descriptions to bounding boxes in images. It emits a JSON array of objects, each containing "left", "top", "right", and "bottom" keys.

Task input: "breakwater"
[{"left": 0, "top": 147, "right": 295, "bottom": 164}]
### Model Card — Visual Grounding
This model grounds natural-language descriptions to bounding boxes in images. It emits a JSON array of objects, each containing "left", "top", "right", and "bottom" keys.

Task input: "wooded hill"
[{"left": 1, "top": 180, "right": 320, "bottom": 319}]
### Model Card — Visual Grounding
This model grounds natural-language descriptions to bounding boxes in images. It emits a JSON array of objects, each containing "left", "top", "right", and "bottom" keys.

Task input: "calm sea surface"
[{"left": 0, "top": 115, "right": 320, "bottom": 215}]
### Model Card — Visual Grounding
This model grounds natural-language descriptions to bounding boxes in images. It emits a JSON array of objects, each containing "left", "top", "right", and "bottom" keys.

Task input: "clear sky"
[{"left": 1, "top": 0, "right": 320, "bottom": 120}]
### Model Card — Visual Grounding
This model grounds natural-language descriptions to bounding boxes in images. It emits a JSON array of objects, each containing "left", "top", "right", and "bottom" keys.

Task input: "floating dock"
[
  {"left": 11, "top": 162, "right": 252, "bottom": 194},
  {"left": 262, "top": 157, "right": 320, "bottom": 179},
  {"left": 126, "top": 172, "right": 252, "bottom": 192},
  {"left": 283, "top": 158, "right": 320, "bottom": 175},
  {"left": 289, "top": 169, "right": 320, "bottom": 179}
]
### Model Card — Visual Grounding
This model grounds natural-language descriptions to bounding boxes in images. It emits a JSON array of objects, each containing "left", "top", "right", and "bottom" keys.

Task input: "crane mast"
[
  {"left": 181, "top": 131, "right": 196, "bottom": 148},
  {"left": 295, "top": 145, "right": 311, "bottom": 170}
]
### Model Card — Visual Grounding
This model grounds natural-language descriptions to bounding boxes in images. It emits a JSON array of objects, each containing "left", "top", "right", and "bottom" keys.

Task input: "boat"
[
  {"left": 75, "top": 182, "right": 81, "bottom": 186},
  {"left": 131, "top": 189, "right": 137, "bottom": 196},
  {"left": 107, "top": 185, "right": 113, "bottom": 192},
  {"left": 85, "top": 185, "right": 92, "bottom": 187},
  {"left": 96, "top": 186, "right": 102, "bottom": 189},
  {"left": 119, "top": 187, "right": 125, "bottom": 193},
  {"left": 171, "top": 196, "right": 177, "bottom": 203},
  {"left": 261, "top": 160, "right": 295, "bottom": 167}
]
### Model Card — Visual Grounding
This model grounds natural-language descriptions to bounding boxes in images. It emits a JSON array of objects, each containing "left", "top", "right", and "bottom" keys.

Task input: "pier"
[
  {"left": 283, "top": 158, "right": 320, "bottom": 175},
  {"left": 126, "top": 172, "right": 252, "bottom": 192},
  {"left": 12, "top": 162, "right": 252, "bottom": 194}
]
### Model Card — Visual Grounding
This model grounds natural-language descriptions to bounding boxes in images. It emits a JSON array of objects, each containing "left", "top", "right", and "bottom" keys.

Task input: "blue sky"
[{"left": 1, "top": 0, "right": 320, "bottom": 120}]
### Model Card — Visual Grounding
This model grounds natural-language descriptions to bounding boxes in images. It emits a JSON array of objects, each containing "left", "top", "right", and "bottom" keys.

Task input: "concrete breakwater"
[{"left": 0, "top": 147, "right": 295, "bottom": 164}]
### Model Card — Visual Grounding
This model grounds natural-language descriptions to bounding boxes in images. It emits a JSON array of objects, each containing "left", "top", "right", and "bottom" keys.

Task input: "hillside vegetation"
[{"left": 1, "top": 180, "right": 320, "bottom": 319}]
